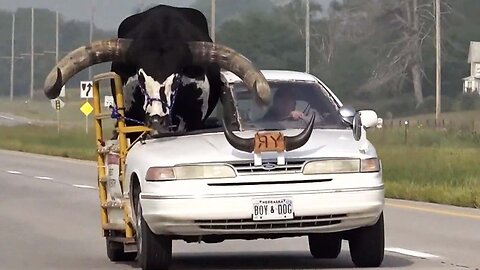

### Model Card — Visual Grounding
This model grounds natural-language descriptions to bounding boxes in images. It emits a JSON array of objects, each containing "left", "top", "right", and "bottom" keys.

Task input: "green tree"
[
  {"left": 217, "top": 11, "right": 304, "bottom": 71},
  {"left": 191, "top": 0, "right": 275, "bottom": 27}
]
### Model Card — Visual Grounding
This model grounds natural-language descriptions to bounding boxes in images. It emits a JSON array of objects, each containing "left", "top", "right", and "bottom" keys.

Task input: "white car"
[{"left": 125, "top": 70, "right": 384, "bottom": 269}]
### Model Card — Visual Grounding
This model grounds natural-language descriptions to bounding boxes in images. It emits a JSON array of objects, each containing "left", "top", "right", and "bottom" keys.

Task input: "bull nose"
[{"left": 148, "top": 115, "right": 171, "bottom": 135}]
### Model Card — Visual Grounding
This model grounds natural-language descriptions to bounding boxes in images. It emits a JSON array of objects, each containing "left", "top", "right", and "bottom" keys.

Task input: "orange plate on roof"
[{"left": 254, "top": 132, "right": 285, "bottom": 153}]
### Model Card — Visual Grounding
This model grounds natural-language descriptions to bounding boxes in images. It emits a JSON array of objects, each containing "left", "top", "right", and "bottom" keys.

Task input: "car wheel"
[
  {"left": 348, "top": 213, "right": 385, "bottom": 267},
  {"left": 135, "top": 194, "right": 172, "bottom": 270},
  {"left": 106, "top": 238, "right": 137, "bottom": 262},
  {"left": 308, "top": 233, "right": 342, "bottom": 259}
]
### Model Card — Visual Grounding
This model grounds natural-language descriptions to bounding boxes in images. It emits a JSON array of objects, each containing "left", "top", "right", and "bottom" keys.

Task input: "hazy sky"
[
  {"left": 0, "top": 0, "right": 194, "bottom": 30},
  {"left": 0, "top": 0, "right": 334, "bottom": 30}
]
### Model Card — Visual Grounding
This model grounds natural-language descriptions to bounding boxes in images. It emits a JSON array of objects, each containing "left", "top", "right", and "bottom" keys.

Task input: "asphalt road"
[{"left": 0, "top": 149, "right": 479, "bottom": 270}]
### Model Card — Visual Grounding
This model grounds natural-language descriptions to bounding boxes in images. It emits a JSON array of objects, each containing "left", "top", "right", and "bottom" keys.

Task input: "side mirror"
[
  {"left": 352, "top": 110, "right": 378, "bottom": 141},
  {"left": 339, "top": 105, "right": 356, "bottom": 125},
  {"left": 359, "top": 110, "right": 378, "bottom": 129},
  {"left": 352, "top": 113, "right": 362, "bottom": 141}
]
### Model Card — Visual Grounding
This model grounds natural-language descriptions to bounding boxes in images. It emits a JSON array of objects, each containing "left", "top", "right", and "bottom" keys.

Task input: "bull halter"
[{"left": 139, "top": 74, "right": 182, "bottom": 129}]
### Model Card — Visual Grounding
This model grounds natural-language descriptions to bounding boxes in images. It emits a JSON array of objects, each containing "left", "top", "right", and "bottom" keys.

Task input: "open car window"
[{"left": 232, "top": 81, "right": 349, "bottom": 131}]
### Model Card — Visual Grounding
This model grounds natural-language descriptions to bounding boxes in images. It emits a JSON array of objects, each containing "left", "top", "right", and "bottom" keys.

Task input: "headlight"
[
  {"left": 360, "top": 158, "right": 380, "bottom": 172},
  {"left": 303, "top": 159, "right": 360, "bottom": 175},
  {"left": 146, "top": 165, "right": 236, "bottom": 181},
  {"left": 302, "top": 158, "right": 381, "bottom": 175}
]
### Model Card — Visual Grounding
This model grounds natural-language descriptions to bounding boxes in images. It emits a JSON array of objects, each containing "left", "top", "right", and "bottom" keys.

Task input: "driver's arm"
[{"left": 289, "top": 110, "right": 305, "bottom": 120}]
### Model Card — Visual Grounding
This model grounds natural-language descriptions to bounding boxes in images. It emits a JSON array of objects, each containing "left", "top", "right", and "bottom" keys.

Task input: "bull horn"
[
  {"left": 222, "top": 119, "right": 254, "bottom": 153},
  {"left": 44, "top": 38, "right": 132, "bottom": 99},
  {"left": 188, "top": 42, "right": 271, "bottom": 106},
  {"left": 223, "top": 113, "right": 316, "bottom": 153},
  {"left": 285, "top": 114, "right": 316, "bottom": 151}
]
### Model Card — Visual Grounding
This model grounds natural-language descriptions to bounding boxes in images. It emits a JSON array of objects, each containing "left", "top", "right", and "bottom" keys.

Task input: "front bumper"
[{"left": 140, "top": 185, "right": 384, "bottom": 236}]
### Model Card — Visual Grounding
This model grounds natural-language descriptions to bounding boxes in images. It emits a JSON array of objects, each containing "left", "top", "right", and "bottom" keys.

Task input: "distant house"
[{"left": 463, "top": 41, "right": 480, "bottom": 94}]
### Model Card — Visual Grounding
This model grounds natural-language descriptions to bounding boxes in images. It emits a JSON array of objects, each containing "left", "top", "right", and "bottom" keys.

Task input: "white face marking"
[
  {"left": 163, "top": 74, "right": 176, "bottom": 112},
  {"left": 198, "top": 77, "right": 210, "bottom": 120},
  {"left": 181, "top": 75, "right": 210, "bottom": 120},
  {"left": 138, "top": 69, "right": 169, "bottom": 117}
]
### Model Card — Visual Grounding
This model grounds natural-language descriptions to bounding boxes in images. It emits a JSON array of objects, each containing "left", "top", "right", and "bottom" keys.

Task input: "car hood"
[{"left": 127, "top": 129, "right": 377, "bottom": 167}]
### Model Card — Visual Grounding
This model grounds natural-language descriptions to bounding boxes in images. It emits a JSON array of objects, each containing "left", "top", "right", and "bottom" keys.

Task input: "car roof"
[{"left": 222, "top": 70, "right": 318, "bottom": 84}]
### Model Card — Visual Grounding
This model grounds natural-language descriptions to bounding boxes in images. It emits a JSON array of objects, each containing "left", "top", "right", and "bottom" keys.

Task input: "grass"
[
  {"left": 0, "top": 125, "right": 97, "bottom": 160},
  {"left": 392, "top": 109, "right": 480, "bottom": 123},
  {"left": 387, "top": 109, "right": 480, "bottom": 132},
  {"left": 377, "top": 145, "right": 480, "bottom": 208},
  {"left": 0, "top": 98, "right": 81, "bottom": 123},
  {"left": 368, "top": 129, "right": 480, "bottom": 208}
]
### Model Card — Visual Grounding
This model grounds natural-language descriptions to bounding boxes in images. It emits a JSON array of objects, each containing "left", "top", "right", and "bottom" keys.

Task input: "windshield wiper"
[{"left": 303, "top": 104, "right": 312, "bottom": 115}]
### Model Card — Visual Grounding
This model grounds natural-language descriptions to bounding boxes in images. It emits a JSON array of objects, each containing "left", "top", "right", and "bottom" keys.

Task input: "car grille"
[
  {"left": 230, "top": 160, "right": 306, "bottom": 175},
  {"left": 194, "top": 214, "right": 346, "bottom": 230}
]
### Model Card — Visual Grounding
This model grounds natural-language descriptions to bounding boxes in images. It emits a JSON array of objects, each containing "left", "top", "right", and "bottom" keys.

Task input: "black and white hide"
[{"left": 123, "top": 68, "right": 214, "bottom": 137}]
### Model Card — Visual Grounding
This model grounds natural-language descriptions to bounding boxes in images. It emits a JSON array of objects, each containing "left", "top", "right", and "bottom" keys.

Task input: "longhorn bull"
[{"left": 43, "top": 5, "right": 314, "bottom": 152}]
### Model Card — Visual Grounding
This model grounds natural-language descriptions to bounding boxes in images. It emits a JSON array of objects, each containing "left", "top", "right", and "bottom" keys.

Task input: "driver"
[{"left": 261, "top": 87, "right": 305, "bottom": 121}]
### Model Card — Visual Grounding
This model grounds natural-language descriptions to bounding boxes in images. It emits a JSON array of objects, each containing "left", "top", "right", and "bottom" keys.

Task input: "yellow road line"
[{"left": 385, "top": 202, "right": 480, "bottom": 221}]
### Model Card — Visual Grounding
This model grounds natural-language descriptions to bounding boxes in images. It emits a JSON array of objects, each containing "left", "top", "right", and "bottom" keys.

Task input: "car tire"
[
  {"left": 106, "top": 238, "right": 137, "bottom": 262},
  {"left": 308, "top": 234, "right": 342, "bottom": 259},
  {"left": 348, "top": 213, "right": 385, "bottom": 268},
  {"left": 135, "top": 196, "right": 172, "bottom": 270}
]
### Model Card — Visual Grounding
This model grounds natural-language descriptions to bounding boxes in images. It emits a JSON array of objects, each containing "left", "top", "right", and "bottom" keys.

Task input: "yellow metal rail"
[{"left": 92, "top": 72, "right": 150, "bottom": 242}]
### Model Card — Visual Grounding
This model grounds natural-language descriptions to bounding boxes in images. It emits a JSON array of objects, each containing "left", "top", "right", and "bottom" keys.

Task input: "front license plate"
[{"left": 252, "top": 198, "right": 294, "bottom": 221}]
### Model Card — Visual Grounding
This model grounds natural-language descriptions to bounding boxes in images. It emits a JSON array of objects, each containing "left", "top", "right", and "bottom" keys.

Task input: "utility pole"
[
  {"left": 211, "top": 0, "right": 216, "bottom": 42},
  {"left": 88, "top": 1, "right": 95, "bottom": 79},
  {"left": 435, "top": 0, "right": 441, "bottom": 122},
  {"left": 30, "top": 7, "right": 35, "bottom": 100},
  {"left": 10, "top": 13, "right": 15, "bottom": 101},
  {"left": 305, "top": 0, "right": 310, "bottom": 73},
  {"left": 55, "top": 10, "right": 59, "bottom": 63}
]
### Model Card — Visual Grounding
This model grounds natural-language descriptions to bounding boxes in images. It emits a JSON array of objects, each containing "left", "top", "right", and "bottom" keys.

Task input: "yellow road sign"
[{"left": 80, "top": 101, "right": 94, "bottom": 116}]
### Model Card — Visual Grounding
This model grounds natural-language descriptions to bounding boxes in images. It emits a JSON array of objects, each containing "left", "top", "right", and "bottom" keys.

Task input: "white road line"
[
  {"left": 6, "top": 170, "right": 22, "bottom": 175},
  {"left": 72, "top": 184, "right": 97, "bottom": 190},
  {"left": 0, "top": 150, "right": 95, "bottom": 166},
  {"left": 385, "top": 247, "right": 440, "bottom": 259},
  {"left": 0, "top": 115, "right": 14, "bottom": 121},
  {"left": 34, "top": 176, "right": 53, "bottom": 180}
]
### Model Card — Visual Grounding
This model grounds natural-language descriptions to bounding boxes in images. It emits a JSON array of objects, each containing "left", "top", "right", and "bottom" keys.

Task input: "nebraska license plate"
[{"left": 252, "top": 198, "right": 294, "bottom": 221}]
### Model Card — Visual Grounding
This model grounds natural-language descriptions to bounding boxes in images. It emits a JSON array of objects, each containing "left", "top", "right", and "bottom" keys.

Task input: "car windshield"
[{"left": 232, "top": 80, "right": 349, "bottom": 131}]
